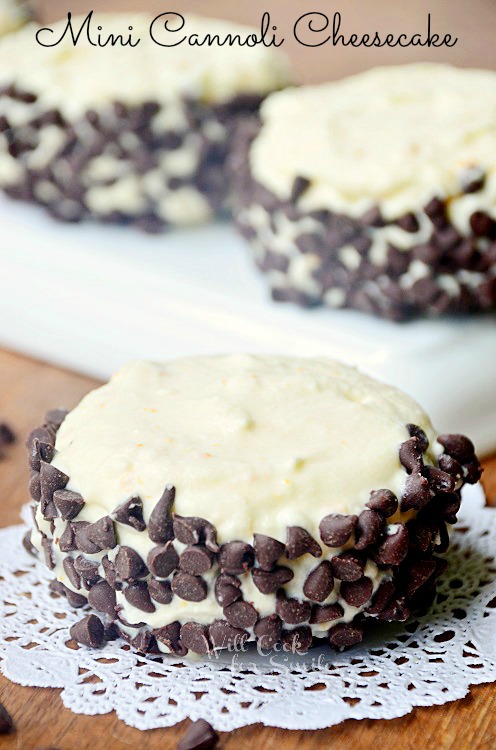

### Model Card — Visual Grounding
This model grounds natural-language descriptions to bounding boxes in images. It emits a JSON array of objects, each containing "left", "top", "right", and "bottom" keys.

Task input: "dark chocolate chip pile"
[{"left": 25, "top": 409, "right": 481, "bottom": 658}]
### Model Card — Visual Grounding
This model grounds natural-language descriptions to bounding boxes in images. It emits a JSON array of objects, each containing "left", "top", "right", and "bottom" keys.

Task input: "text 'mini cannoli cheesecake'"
[
  {"left": 232, "top": 64, "right": 496, "bottom": 320},
  {"left": 0, "top": 13, "right": 289, "bottom": 230},
  {"left": 24, "top": 355, "right": 481, "bottom": 656}
]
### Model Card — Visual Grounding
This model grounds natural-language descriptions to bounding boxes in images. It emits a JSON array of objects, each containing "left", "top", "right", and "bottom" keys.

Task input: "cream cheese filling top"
[
  {"left": 0, "top": 13, "right": 290, "bottom": 118},
  {"left": 249, "top": 64, "right": 496, "bottom": 223},
  {"left": 52, "top": 355, "right": 438, "bottom": 543}
]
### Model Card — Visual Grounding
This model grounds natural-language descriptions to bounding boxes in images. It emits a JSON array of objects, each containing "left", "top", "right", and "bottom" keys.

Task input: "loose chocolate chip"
[
  {"left": 59, "top": 522, "right": 77, "bottom": 552},
  {"left": 53, "top": 489, "right": 84, "bottom": 521},
  {"left": 171, "top": 572, "right": 207, "bottom": 602},
  {"left": 179, "top": 545, "right": 213, "bottom": 576},
  {"left": 437, "top": 434, "right": 475, "bottom": 464},
  {"left": 115, "top": 546, "right": 147, "bottom": 581},
  {"left": 132, "top": 630, "right": 156, "bottom": 655},
  {"left": 331, "top": 551, "right": 364, "bottom": 582},
  {"left": 282, "top": 625, "right": 312, "bottom": 654},
  {"left": 218, "top": 541, "right": 254, "bottom": 574},
  {"left": 70, "top": 614, "right": 104, "bottom": 648},
  {"left": 404, "top": 559, "right": 437, "bottom": 598},
  {"left": 373, "top": 524, "right": 409, "bottom": 566},
  {"left": 85, "top": 516, "right": 116, "bottom": 551},
  {"left": 328, "top": 622, "right": 363, "bottom": 649},
  {"left": 178, "top": 719, "right": 218, "bottom": 750},
  {"left": 22, "top": 529, "right": 37, "bottom": 556},
  {"left": 401, "top": 472, "right": 431, "bottom": 512},
  {"left": 224, "top": 600, "right": 258, "bottom": 629},
  {"left": 340, "top": 576, "right": 373, "bottom": 607},
  {"left": 251, "top": 566, "right": 294, "bottom": 594},
  {"left": 310, "top": 602, "right": 344, "bottom": 624},
  {"left": 366, "top": 489, "right": 398, "bottom": 517},
  {"left": 319, "top": 514, "right": 357, "bottom": 547},
  {"left": 113, "top": 496, "right": 146, "bottom": 532},
  {"left": 214, "top": 573, "right": 242, "bottom": 607},
  {"left": 148, "top": 485, "right": 175, "bottom": 544},
  {"left": 365, "top": 580, "right": 396, "bottom": 615},
  {"left": 377, "top": 597, "right": 410, "bottom": 622},
  {"left": 275, "top": 593, "right": 311, "bottom": 625},
  {"left": 85, "top": 579, "right": 116, "bottom": 618},
  {"left": 209, "top": 619, "right": 248, "bottom": 650},
  {"left": 253, "top": 533, "right": 285, "bottom": 570},
  {"left": 0, "top": 701, "right": 13, "bottom": 734},
  {"left": 180, "top": 622, "right": 211, "bottom": 655},
  {"left": 63, "top": 557, "right": 81, "bottom": 590},
  {"left": 148, "top": 577, "right": 173, "bottom": 604},
  {"left": 254, "top": 614, "right": 282, "bottom": 649},
  {"left": 355, "top": 509, "right": 385, "bottom": 550},
  {"left": 39, "top": 461, "right": 69, "bottom": 504},
  {"left": 303, "top": 560, "right": 334, "bottom": 603},
  {"left": 173, "top": 515, "right": 218, "bottom": 552},
  {"left": 286, "top": 526, "right": 322, "bottom": 559},
  {"left": 29, "top": 472, "right": 42, "bottom": 502},
  {"left": 45, "top": 408, "right": 69, "bottom": 428},
  {"left": 124, "top": 581, "right": 156, "bottom": 612},
  {"left": 399, "top": 437, "right": 423, "bottom": 474},
  {"left": 407, "top": 424, "right": 429, "bottom": 452},
  {"left": 147, "top": 542, "right": 179, "bottom": 578},
  {"left": 29, "top": 438, "right": 55, "bottom": 472},
  {"left": 290, "top": 175, "right": 311, "bottom": 203}
]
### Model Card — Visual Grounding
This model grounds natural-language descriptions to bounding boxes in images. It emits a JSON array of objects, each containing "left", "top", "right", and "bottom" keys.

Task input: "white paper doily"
[{"left": 1, "top": 484, "right": 495, "bottom": 732}]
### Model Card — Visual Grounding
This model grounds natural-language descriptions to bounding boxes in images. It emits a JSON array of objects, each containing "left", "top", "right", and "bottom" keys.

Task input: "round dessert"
[
  {"left": 232, "top": 64, "right": 496, "bottom": 320},
  {"left": 0, "top": 0, "right": 30, "bottom": 37},
  {"left": 24, "top": 355, "right": 481, "bottom": 656},
  {"left": 0, "top": 13, "right": 289, "bottom": 230}
]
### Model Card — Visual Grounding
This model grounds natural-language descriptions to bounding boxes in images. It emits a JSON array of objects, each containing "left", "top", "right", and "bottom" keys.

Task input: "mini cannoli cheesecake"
[
  {"left": 0, "top": 13, "right": 289, "bottom": 230},
  {"left": 232, "top": 64, "right": 496, "bottom": 320},
  {"left": 24, "top": 355, "right": 481, "bottom": 656}
]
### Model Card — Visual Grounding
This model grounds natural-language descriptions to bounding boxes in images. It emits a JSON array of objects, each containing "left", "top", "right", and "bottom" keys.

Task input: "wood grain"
[{"left": 0, "top": 348, "right": 495, "bottom": 749}]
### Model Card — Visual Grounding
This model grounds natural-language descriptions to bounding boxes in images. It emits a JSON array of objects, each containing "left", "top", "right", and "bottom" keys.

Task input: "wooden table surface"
[{"left": 0, "top": 348, "right": 495, "bottom": 749}]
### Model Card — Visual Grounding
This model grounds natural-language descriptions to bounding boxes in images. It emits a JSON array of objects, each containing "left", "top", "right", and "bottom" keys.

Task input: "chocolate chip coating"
[
  {"left": 70, "top": 614, "right": 104, "bottom": 648},
  {"left": 148, "top": 578, "right": 173, "bottom": 604},
  {"left": 124, "top": 581, "right": 156, "bottom": 613},
  {"left": 218, "top": 541, "right": 254, "bottom": 575},
  {"left": 319, "top": 514, "right": 357, "bottom": 547},
  {"left": 171, "top": 572, "right": 207, "bottom": 602},
  {"left": 113, "top": 496, "right": 146, "bottom": 532},
  {"left": 173, "top": 515, "right": 218, "bottom": 552},
  {"left": 399, "top": 437, "right": 424, "bottom": 474},
  {"left": 84, "top": 516, "right": 116, "bottom": 551},
  {"left": 179, "top": 545, "right": 213, "bottom": 576},
  {"left": 437, "top": 433, "right": 475, "bottom": 463},
  {"left": 373, "top": 524, "right": 409, "bottom": 566},
  {"left": 147, "top": 542, "right": 179, "bottom": 578},
  {"left": 224, "top": 600, "right": 258, "bottom": 629},
  {"left": 340, "top": 576, "right": 373, "bottom": 607},
  {"left": 310, "top": 602, "right": 344, "bottom": 624},
  {"left": 366, "top": 489, "right": 398, "bottom": 517},
  {"left": 87, "top": 580, "right": 117, "bottom": 618},
  {"left": 355, "top": 509, "right": 385, "bottom": 550},
  {"left": 214, "top": 573, "right": 242, "bottom": 607},
  {"left": 180, "top": 622, "right": 211, "bottom": 655},
  {"left": 282, "top": 625, "right": 313, "bottom": 654},
  {"left": 401, "top": 472, "right": 431, "bottom": 512},
  {"left": 209, "top": 619, "right": 248, "bottom": 650},
  {"left": 53, "top": 489, "right": 84, "bottom": 521},
  {"left": 252, "top": 566, "right": 293, "bottom": 594},
  {"left": 276, "top": 593, "right": 311, "bottom": 625},
  {"left": 115, "top": 546, "right": 147, "bottom": 581},
  {"left": 303, "top": 560, "right": 334, "bottom": 603},
  {"left": 148, "top": 485, "right": 175, "bottom": 544},
  {"left": 328, "top": 622, "right": 363, "bottom": 649},
  {"left": 253, "top": 533, "right": 285, "bottom": 570},
  {"left": 254, "top": 614, "right": 282, "bottom": 649},
  {"left": 286, "top": 526, "right": 322, "bottom": 559},
  {"left": 331, "top": 551, "right": 364, "bottom": 582}
]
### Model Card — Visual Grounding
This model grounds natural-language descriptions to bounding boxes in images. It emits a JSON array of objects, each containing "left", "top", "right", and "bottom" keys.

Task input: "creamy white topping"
[
  {"left": 0, "top": 0, "right": 28, "bottom": 37},
  {"left": 0, "top": 13, "right": 290, "bottom": 119},
  {"left": 250, "top": 64, "right": 496, "bottom": 223},
  {"left": 51, "top": 355, "right": 437, "bottom": 544}
]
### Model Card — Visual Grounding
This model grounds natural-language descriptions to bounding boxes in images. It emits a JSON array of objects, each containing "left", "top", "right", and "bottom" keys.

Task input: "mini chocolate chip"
[
  {"left": 290, "top": 175, "right": 311, "bottom": 203},
  {"left": 45, "top": 408, "right": 69, "bottom": 428},
  {"left": 102, "top": 555, "right": 118, "bottom": 589},
  {"left": 470, "top": 211, "right": 495, "bottom": 237},
  {"left": 330, "top": 551, "right": 364, "bottom": 582},
  {"left": 303, "top": 560, "right": 334, "bottom": 602},
  {"left": 355, "top": 509, "right": 385, "bottom": 550},
  {"left": 275, "top": 593, "right": 311, "bottom": 625},
  {"left": 84, "top": 516, "right": 116, "bottom": 551},
  {"left": 423, "top": 466, "right": 455, "bottom": 494},
  {"left": 340, "top": 576, "right": 373, "bottom": 607},
  {"left": 328, "top": 622, "right": 363, "bottom": 649},
  {"left": 53, "top": 490, "right": 84, "bottom": 521},
  {"left": 22, "top": 530, "right": 37, "bottom": 556},
  {"left": 65, "top": 586, "right": 88, "bottom": 608},
  {"left": 41, "top": 535, "right": 54, "bottom": 570},
  {"left": 113, "top": 496, "right": 146, "bottom": 532},
  {"left": 29, "top": 438, "right": 54, "bottom": 471},
  {"left": 377, "top": 597, "right": 410, "bottom": 622},
  {"left": 254, "top": 614, "right": 282, "bottom": 650},
  {"left": 319, "top": 514, "right": 357, "bottom": 547},
  {"left": 173, "top": 515, "right": 218, "bottom": 552},
  {"left": 399, "top": 437, "right": 423, "bottom": 474},
  {"left": 365, "top": 580, "right": 396, "bottom": 615},
  {"left": 396, "top": 212, "right": 419, "bottom": 233},
  {"left": 218, "top": 541, "right": 254, "bottom": 574},
  {"left": 147, "top": 542, "right": 179, "bottom": 578},
  {"left": 438, "top": 454, "right": 463, "bottom": 480},
  {"left": 49, "top": 579, "right": 67, "bottom": 597},
  {"left": 438, "top": 492, "right": 462, "bottom": 524},
  {"left": 253, "top": 533, "right": 285, "bottom": 570},
  {"left": 179, "top": 545, "right": 213, "bottom": 576},
  {"left": 251, "top": 565, "right": 294, "bottom": 594},
  {"left": 40, "top": 461, "right": 69, "bottom": 503},
  {"left": 59, "top": 522, "right": 77, "bottom": 552},
  {"left": 286, "top": 526, "right": 322, "bottom": 559},
  {"left": 282, "top": 625, "right": 312, "bottom": 654},
  {"left": 70, "top": 614, "right": 104, "bottom": 648},
  {"left": 153, "top": 621, "right": 186, "bottom": 656},
  {"left": 73, "top": 556, "right": 101, "bottom": 588},
  {"left": 148, "top": 485, "right": 175, "bottom": 544},
  {"left": 178, "top": 719, "right": 218, "bottom": 750},
  {"left": 25, "top": 425, "right": 54, "bottom": 450},
  {"left": 401, "top": 472, "right": 431, "bottom": 512},
  {"left": 437, "top": 433, "right": 475, "bottom": 464},
  {"left": 132, "top": 630, "right": 156, "bottom": 655},
  {"left": 124, "top": 581, "right": 156, "bottom": 612},
  {"left": 404, "top": 559, "right": 437, "bottom": 598},
  {"left": 209, "top": 619, "right": 248, "bottom": 650},
  {"left": 224, "top": 600, "right": 258, "bottom": 629},
  {"left": 115, "top": 546, "right": 147, "bottom": 581},
  {"left": 465, "top": 459, "right": 482, "bottom": 484},
  {"left": 373, "top": 524, "right": 409, "bottom": 566},
  {"left": 366, "top": 489, "right": 398, "bottom": 517},
  {"left": 309, "top": 602, "right": 344, "bottom": 624},
  {"left": 87, "top": 580, "right": 117, "bottom": 618},
  {"left": 63, "top": 557, "right": 81, "bottom": 590},
  {"left": 407, "top": 424, "right": 429, "bottom": 452},
  {"left": 171, "top": 572, "right": 207, "bottom": 602},
  {"left": 214, "top": 573, "right": 242, "bottom": 607},
  {"left": 29, "top": 472, "right": 42, "bottom": 501},
  {"left": 148, "top": 577, "right": 173, "bottom": 604},
  {"left": 0, "top": 701, "right": 14, "bottom": 734},
  {"left": 180, "top": 622, "right": 211, "bottom": 655}
]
